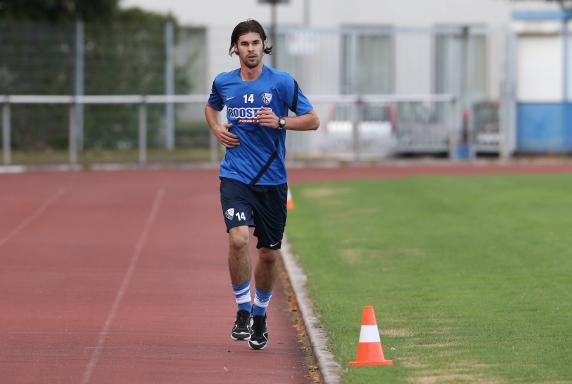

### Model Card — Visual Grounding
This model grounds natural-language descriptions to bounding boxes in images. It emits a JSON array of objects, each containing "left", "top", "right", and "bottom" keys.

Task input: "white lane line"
[
  {"left": 81, "top": 188, "right": 165, "bottom": 384},
  {"left": 0, "top": 187, "right": 67, "bottom": 248}
]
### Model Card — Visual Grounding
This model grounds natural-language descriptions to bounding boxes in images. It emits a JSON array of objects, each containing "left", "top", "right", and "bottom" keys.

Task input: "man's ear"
[{"left": 233, "top": 44, "right": 238, "bottom": 55}]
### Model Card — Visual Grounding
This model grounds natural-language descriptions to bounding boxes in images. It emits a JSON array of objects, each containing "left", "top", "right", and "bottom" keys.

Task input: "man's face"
[{"left": 234, "top": 32, "right": 264, "bottom": 69}]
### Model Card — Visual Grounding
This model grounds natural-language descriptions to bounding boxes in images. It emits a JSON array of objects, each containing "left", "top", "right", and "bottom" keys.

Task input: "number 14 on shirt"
[{"left": 243, "top": 94, "right": 254, "bottom": 103}]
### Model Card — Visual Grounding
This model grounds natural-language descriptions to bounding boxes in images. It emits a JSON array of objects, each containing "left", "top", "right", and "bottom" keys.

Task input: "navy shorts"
[{"left": 220, "top": 177, "right": 288, "bottom": 250}]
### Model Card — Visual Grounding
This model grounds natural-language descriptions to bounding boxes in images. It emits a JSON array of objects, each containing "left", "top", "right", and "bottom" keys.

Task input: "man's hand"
[
  {"left": 213, "top": 123, "right": 240, "bottom": 148},
  {"left": 256, "top": 107, "right": 279, "bottom": 129}
]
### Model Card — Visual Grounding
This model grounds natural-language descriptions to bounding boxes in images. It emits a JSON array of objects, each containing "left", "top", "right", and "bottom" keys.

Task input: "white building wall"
[
  {"left": 325, "top": 0, "right": 554, "bottom": 27},
  {"left": 123, "top": 0, "right": 559, "bottom": 96},
  {"left": 394, "top": 32, "right": 431, "bottom": 94},
  {"left": 518, "top": 35, "right": 563, "bottom": 101}
]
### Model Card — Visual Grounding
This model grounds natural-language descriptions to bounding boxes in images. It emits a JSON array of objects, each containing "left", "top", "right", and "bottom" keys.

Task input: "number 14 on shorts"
[{"left": 225, "top": 208, "right": 246, "bottom": 221}]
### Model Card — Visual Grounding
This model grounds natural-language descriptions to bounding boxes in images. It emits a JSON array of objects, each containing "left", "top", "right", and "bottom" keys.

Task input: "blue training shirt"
[{"left": 208, "top": 65, "right": 313, "bottom": 185}]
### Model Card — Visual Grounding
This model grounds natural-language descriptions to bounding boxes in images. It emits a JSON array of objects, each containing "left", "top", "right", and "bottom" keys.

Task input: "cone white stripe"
[
  {"left": 236, "top": 293, "right": 251, "bottom": 304},
  {"left": 359, "top": 325, "right": 381, "bottom": 343}
]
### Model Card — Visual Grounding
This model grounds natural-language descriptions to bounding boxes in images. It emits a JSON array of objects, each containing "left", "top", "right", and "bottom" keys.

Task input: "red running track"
[
  {"left": 1, "top": 163, "right": 571, "bottom": 383},
  {"left": 0, "top": 170, "right": 307, "bottom": 384}
]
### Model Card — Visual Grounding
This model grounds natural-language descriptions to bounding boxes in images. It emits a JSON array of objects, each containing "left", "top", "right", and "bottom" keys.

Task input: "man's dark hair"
[{"left": 229, "top": 19, "right": 272, "bottom": 56}]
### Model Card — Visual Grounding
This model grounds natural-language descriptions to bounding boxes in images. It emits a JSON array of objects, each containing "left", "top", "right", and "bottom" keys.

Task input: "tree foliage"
[
  {"left": 0, "top": 0, "right": 203, "bottom": 151},
  {"left": 0, "top": 0, "right": 118, "bottom": 21}
]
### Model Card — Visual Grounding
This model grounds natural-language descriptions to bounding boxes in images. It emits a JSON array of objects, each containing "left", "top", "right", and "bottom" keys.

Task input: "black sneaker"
[
  {"left": 231, "top": 310, "right": 252, "bottom": 341},
  {"left": 248, "top": 314, "right": 268, "bottom": 350}
]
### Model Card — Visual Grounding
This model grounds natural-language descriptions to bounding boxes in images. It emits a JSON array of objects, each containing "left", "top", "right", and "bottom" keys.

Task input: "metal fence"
[
  {"left": 287, "top": 94, "right": 457, "bottom": 161},
  {"left": 0, "top": 22, "right": 516, "bottom": 164},
  {"left": 1, "top": 94, "right": 457, "bottom": 166},
  {"left": 0, "top": 20, "right": 207, "bottom": 160},
  {"left": 272, "top": 26, "right": 516, "bottom": 159}
]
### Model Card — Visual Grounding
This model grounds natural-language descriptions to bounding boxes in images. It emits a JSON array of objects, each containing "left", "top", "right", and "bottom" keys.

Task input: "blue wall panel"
[
  {"left": 567, "top": 102, "right": 572, "bottom": 150},
  {"left": 517, "top": 103, "right": 572, "bottom": 152}
]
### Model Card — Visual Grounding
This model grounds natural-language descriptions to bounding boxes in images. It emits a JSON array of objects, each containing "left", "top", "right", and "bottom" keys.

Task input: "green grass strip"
[{"left": 286, "top": 174, "right": 572, "bottom": 383}]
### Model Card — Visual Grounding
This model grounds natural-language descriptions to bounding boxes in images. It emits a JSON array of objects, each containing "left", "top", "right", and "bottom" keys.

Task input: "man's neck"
[{"left": 240, "top": 64, "right": 263, "bottom": 81}]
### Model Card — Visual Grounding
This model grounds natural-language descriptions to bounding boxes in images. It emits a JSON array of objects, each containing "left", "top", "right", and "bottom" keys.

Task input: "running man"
[{"left": 205, "top": 19, "right": 319, "bottom": 350}]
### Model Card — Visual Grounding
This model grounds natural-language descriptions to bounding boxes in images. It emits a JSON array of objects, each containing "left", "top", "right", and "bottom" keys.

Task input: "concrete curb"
[
  {"left": 3, "top": 158, "right": 572, "bottom": 175},
  {"left": 281, "top": 237, "right": 343, "bottom": 384}
]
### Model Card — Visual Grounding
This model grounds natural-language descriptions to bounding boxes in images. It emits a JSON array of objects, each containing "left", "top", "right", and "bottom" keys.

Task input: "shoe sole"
[
  {"left": 248, "top": 340, "right": 268, "bottom": 350},
  {"left": 231, "top": 334, "right": 251, "bottom": 341}
]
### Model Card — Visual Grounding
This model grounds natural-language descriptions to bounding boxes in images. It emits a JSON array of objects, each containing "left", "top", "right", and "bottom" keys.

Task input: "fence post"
[
  {"left": 563, "top": 17, "right": 569, "bottom": 102},
  {"left": 209, "top": 132, "right": 218, "bottom": 164},
  {"left": 501, "top": 30, "right": 517, "bottom": 160},
  {"left": 139, "top": 100, "right": 148, "bottom": 164},
  {"left": 448, "top": 97, "right": 457, "bottom": 159},
  {"left": 2, "top": 102, "right": 11, "bottom": 165},
  {"left": 164, "top": 22, "right": 175, "bottom": 150},
  {"left": 352, "top": 97, "right": 363, "bottom": 162},
  {"left": 75, "top": 19, "right": 85, "bottom": 150},
  {"left": 210, "top": 112, "right": 222, "bottom": 164},
  {"left": 459, "top": 25, "right": 474, "bottom": 161},
  {"left": 68, "top": 103, "right": 77, "bottom": 164}
]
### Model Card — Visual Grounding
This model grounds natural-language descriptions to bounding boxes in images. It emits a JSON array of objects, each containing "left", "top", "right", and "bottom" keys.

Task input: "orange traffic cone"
[
  {"left": 348, "top": 305, "right": 393, "bottom": 366},
  {"left": 286, "top": 188, "right": 295, "bottom": 209}
]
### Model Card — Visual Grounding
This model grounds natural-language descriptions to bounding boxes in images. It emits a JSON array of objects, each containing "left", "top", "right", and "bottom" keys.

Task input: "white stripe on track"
[
  {"left": 0, "top": 187, "right": 66, "bottom": 248},
  {"left": 81, "top": 188, "right": 165, "bottom": 384}
]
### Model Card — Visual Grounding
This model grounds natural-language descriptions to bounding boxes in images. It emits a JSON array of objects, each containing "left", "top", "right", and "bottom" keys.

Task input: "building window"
[
  {"left": 434, "top": 26, "right": 488, "bottom": 101},
  {"left": 342, "top": 27, "right": 394, "bottom": 94}
]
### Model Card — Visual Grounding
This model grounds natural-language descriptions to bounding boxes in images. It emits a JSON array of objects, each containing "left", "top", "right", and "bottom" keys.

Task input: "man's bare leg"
[
  {"left": 228, "top": 226, "right": 253, "bottom": 341},
  {"left": 254, "top": 248, "right": 278, "bottom": 292},
  {"left": 228, "top": 226, "right": 251, "bottom": 285}
]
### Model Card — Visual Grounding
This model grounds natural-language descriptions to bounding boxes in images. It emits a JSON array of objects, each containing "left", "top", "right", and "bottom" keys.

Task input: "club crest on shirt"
[{"left": 261, "top": 92, "right": 272, "bottom": 105}]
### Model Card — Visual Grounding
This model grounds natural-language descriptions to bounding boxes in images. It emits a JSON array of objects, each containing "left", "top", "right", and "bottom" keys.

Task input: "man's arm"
[
  {"left": 205, "top": 104, "right": 240, "bottom": 148},
  {"left": 256, "top": 108, "right": 320, "bottom": 131}
]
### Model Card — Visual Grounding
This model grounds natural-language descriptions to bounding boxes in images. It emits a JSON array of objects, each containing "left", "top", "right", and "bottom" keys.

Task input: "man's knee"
[{"left": 229, "top": 227, "right": 249, "bottom": 252}]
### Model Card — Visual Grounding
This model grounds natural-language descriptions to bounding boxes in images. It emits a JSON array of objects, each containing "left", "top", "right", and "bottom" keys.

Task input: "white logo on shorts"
[{"left": 225, "top": 208, "right": 235, "bottom": 220}]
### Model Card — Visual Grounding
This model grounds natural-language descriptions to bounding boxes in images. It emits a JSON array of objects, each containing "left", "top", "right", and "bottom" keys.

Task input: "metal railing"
[
  {"left": 1, "top": 95, "right": 208, "bottom": 165},
  {"left": 1, "top": 94, "right": 459, "bottom": 166}
]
